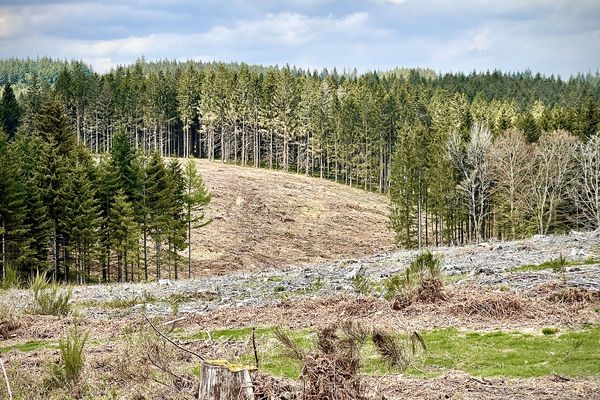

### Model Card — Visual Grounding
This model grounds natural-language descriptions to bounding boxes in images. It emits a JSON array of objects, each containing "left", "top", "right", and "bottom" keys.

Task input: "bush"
[
  {"left": 29, "top": 273, "right": 72, "bottom": 316},
  {"left": 52, "top": 324, "right": 89, "bottom": 389}
]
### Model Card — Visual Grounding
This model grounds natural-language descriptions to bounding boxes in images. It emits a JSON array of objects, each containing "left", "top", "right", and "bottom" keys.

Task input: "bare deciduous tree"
[
  {"left": 529, "top": 130, "right": 578, "bottom": 235},
  {"left": 488, "top": 129, "right": 533, "bottom": 239},
  {"left": 448, "top": 122, "right": 493, "bottom": 242},
  {"left": 573, "top": 135, "right": 600, "bottom": 229}
]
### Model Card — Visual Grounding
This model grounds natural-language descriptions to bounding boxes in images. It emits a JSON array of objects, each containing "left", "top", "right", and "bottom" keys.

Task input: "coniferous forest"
[{"left": 0, "top": 57, "right": 599, "bottom": 283}]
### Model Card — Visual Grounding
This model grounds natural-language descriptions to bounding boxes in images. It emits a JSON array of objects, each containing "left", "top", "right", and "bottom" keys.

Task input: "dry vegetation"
[{"left": 190, "top": 159, "right": 394, "bottom": 275}]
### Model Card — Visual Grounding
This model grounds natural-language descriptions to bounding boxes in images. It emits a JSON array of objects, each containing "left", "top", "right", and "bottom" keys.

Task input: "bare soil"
[{"left": 191, "top": 159, "right": 394, "bottom": 275}]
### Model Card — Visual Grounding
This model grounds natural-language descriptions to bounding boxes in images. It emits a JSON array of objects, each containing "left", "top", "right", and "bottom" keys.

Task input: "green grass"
[
  {"left": 0, "top": 340, "right": 57, "bottom": 353},
  {"left": 206, "top": 325, "right": 600, "bottom": 379},
  {"left": 509, "top": 257, "right": 598, "bottom": 273}
]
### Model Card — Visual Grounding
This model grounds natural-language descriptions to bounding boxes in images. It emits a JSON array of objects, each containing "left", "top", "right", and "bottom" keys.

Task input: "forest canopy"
[{"left": 0, "top": 58, "right": 599, "bottom": 283}]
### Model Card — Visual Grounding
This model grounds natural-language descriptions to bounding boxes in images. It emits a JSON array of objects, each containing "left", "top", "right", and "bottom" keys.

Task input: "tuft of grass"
[
  {"left": 52, "top": 324, "right": 89, "bottom": 389},
  {"left": 29, "top": 273, "right": 72, "bottom": 316},
  {"left": 384, "top": 251, "right": 445, "bottom": 305},
  {"left": 542, "top": 327, "right": 559, "bottom": 335},
  {"left": 351, "top": 274, "right": 373, "bottom": 296}
]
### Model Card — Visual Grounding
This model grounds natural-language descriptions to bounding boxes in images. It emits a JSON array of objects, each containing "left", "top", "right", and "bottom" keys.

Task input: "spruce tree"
[
  {"left": 183, "top": 159, "right": 211, "bottom": 278},
  {"left": 109, "top": 190, "right": 138, "bottom": 283},
  {"left": 62, "top": 156, "right": 102, "bottom": 283},
  {"left": 145, "top": 152, "right": 171, "bottom": 280},
  {"left": 166, "top": 159, "right": 187, "bottom": 279},
  {"left": 36, "top": 99, "right": 77, "bottom": 280},
  {"left": 0, "top": 83, "right": 21, "bottom": 139}
]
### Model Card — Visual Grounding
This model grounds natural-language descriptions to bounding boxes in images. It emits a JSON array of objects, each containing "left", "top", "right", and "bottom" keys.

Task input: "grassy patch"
[
  {"left": 0, "top": 340, "right": 57, "bottom": 353},
  {"left": 79, "top": 293, "right": 157, "bottom": 309},
  {"left": 509, "top": 257, "right": 598, "bottom": 273},
  {"left": 214, "top": 325, "right": 600, "bottom": 379}
]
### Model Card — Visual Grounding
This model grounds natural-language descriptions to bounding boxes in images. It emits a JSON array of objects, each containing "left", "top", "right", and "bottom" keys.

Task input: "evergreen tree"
[
  {"left": 36, "top": 100, "right": 77, "bottom": 280},
  {"left": 0, "top": 83, "right": 21, "bottom": 139},
  {"left": 145, "top": 152, "right": 171, "bottom": 280},
  {"left": 183, "top": 159, "right": 211, "bottom": 278},
  {"left": 62, "top": 156, "right": 102, "bottom": 283},
  {"left": 108, "top": 190, "right": 138, "bottom": 283},
  {"left": 165, "top": 159, "right": 187, "bottom": 279}
]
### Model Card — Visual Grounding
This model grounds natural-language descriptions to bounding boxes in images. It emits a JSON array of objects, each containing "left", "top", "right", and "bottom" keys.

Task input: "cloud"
[{"left": 0, "top": 0, "right": 598, "bottom": 76}]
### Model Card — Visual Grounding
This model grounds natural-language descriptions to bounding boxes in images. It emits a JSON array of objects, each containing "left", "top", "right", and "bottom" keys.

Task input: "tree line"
[
  {"left": 1, "top": 58, "right": 600, "bottom": 252},
  {"left": 0, "top": 93, "right": 211, "bottom": 283}
]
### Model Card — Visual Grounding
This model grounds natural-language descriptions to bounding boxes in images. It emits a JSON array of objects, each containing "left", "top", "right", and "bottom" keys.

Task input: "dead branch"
[{"left": 143, "top": 313, "right": 205, "bottom": 362}]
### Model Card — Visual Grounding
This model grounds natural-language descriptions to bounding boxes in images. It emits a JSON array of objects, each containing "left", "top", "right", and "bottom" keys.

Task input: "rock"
[
  {"left": 569, "top": 248, "right": 587, "bottom": 258},
  {"left": 345, "top": 264, "right": 366, "bottom": 279},
  {"left": 158, "top": 279, "right": 172, "bottom": 286}
]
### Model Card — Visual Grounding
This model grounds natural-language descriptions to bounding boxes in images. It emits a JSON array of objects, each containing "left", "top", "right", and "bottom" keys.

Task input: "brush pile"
[{"left": 273, "top": 320, "right": 425, "bottom": 400}]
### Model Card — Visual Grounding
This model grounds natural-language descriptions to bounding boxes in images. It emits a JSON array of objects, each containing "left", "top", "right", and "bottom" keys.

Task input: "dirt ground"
[{"left": 190, "top": 159, "right": 395, "bottom": 275}]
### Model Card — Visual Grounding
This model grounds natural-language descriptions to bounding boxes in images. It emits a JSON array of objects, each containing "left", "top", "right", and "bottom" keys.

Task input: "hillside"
[{"left": 189, "top": 159, "right": 395, "bottom": 275}]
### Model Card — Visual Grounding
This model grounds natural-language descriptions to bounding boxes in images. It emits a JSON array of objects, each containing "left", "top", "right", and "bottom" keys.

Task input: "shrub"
[
  {"left": 274, "top": 320, "right": 424, "bottom": 400},
  {"left": 29, "top": 273, "right": 72, "bottom": 316},
  {"left": 52, "top": 324, "right": 89, "bottom": 389}
]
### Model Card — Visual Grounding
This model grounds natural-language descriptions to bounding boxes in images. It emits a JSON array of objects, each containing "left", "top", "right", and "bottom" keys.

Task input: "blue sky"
[{"left": 0, "top": 0, "right": 598, "bottom": 77}]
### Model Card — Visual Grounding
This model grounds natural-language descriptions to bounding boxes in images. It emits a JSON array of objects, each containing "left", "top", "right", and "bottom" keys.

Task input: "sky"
[{"left": 0, "top": 0, "right": 599, "bottom": 77}]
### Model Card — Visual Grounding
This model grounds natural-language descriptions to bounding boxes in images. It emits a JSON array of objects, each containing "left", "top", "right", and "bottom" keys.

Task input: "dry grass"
[
  {"left": 451, "top": 293, "right": 526, "bottom": 318},
  {"left": 189, "top": 159, "right": 394, "bottom": 276}
]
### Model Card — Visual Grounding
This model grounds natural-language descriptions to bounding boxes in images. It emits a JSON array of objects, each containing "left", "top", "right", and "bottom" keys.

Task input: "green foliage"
[
  {"left": 550, "top": 254, "right": 568, "bottom": 273},
  {"left": 384, "top": 251, "right": 443, "bottom": 300},
  {"left": 542, "top": 327, "right": 559, "bottom": 335},
  {"left": 2, "top": 266, "right": 20, "bottom": 289},
  {"left": 29, "top": 273, "right": 72, "bottom": 316},
  {"left": 52, "top": 324, "right": 89, "bottom": 388},
  {"left": 351, "top": 274, "right": 373, "bottom": 295},
  {"left": 0, "top": 82, "right": 21, "bottom": 138},
  {"left": 509, "top": 256, "right": 597, "bottom": 273}
]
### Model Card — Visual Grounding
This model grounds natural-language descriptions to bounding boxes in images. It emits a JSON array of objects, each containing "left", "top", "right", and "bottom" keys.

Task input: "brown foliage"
[{"left": 452, "top": 293, "right": 525, "bottom": 318}]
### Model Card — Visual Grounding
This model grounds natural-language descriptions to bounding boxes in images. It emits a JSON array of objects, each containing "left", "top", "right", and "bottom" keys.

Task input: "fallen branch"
[
  {"left": 143, "top": 313, "right": 205, "bottom": 362},
  {"left": 0, "top": 357, "right": 12, "bottom": 400}
]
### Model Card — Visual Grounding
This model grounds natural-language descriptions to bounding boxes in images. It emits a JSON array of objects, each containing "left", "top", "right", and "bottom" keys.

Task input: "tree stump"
[{"left": 198, "top": 360, "right": 255, "bottom": 400}]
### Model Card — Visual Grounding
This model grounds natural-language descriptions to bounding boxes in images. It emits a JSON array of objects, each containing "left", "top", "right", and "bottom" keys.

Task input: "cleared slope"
[{"left": 189, "top": 159, "right": 394, "bottom": 276}]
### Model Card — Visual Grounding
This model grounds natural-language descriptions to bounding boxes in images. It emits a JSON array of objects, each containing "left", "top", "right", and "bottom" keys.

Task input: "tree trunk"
[{"left": 198, "top": 362, "right": 255, "bottom": 400}]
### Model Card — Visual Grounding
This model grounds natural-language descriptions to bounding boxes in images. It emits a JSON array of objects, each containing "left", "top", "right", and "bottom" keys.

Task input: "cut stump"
[{"left": 198, "top": 360, "right": 255, "bottom": 400}]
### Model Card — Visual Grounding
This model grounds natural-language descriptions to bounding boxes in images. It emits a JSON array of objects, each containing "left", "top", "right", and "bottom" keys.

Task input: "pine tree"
[
  {"left": 183, "top": 159, "right": 211, "bottom": 278},
  {"left": 0, "top": 83, "right": 21, "bottom": 139}
]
